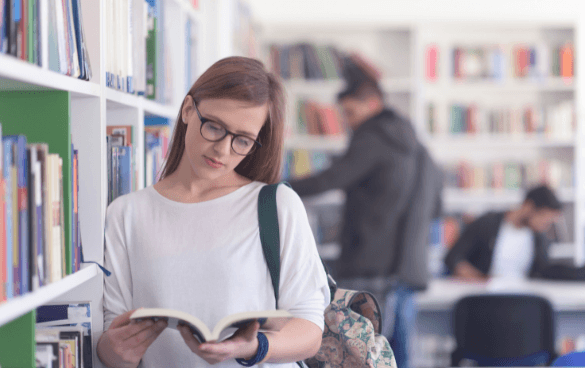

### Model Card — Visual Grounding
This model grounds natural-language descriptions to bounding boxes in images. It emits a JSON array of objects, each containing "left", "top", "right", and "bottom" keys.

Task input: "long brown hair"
[{"left": 159, "top": 57, "right": 286, "bottom": 184}]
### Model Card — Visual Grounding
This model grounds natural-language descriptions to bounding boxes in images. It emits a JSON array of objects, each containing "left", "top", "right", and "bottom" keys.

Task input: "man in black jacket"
[
  {"left": 289, "top": 58, "right": 443, "bottom": 368},
  {"left": 445, "top": 185, "right": 585, "bottom": 281}
]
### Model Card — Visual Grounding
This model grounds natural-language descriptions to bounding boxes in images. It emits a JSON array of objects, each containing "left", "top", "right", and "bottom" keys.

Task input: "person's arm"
[
  {"left": 289, "top": 130, "right": 386, "bottom": 196},
  {"left": 444, "top": 218, "right": 488, "bottom": 280},
  {"left": 97, "top": 199, "right": 167, "bottom": 368}
]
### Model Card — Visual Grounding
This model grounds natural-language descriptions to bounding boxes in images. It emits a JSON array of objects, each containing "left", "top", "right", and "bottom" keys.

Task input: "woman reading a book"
[{"left": 97, "top": 57, "right": 330, "bottom": 368}]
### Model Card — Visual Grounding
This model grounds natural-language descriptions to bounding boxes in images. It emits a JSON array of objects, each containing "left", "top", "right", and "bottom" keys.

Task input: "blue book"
[
  {"left": 6, "top": 136, "right": 29, "bottom": 294},
  {"left": 0, "top": 0, "right": 6, "bottom": 53},
  {"left": 3, "top": 138, "right": 14, "bottom": 298},
  {"left": 117, "top": 146, "right": 132, "bottom": 196}
]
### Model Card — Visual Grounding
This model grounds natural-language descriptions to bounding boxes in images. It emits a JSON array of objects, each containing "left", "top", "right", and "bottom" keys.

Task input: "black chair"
[{"left": 451, "top": 294, "right": 556, "bottom": 367}]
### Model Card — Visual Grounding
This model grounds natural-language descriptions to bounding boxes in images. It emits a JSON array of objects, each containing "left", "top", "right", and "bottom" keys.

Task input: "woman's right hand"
[{"left": 97, "top": 309, "right": 168, "bottom": 368}]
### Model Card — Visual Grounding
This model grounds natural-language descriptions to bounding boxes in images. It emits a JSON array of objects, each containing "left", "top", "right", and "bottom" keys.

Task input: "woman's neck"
[{"left": 154, "top": 156, "right": 250, "bottom": 203}]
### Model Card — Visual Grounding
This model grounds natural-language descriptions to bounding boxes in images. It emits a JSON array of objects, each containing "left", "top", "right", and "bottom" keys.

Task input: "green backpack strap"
[
  {"left": 258, "top": 182, "right": 290, "bottom": 309},
  {"left": 258, "top": 182, "right": 327, "bottom": 368}
]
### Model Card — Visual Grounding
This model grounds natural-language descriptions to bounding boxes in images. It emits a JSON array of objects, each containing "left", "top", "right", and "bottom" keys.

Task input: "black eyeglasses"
[{"left": 192, "top": 101, "right": 262, "bottom": 156}]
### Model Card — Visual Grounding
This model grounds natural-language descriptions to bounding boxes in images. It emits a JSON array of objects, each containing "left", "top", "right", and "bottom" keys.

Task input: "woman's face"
[{"left": 182, "top": 97, "right": 268, "bottom": 182}]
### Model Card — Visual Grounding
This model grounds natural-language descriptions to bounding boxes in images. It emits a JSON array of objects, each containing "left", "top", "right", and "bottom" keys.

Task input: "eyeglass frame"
[{"left": 191, "top": 99, "right": 263, "bottom": 156}]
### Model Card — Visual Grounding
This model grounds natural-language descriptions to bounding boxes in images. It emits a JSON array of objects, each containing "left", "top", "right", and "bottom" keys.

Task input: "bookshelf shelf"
[
  {"left": 284, "top": 135, "right": 348, "bottom": 152},
  {"left": 426, "top": 136, "right": 575, "bottom": 149},
  {"left": 105, "top": 88, "right": 179, "bottom": 119},
  {"left": 142, "top": 99, "right": 180, "bottom": 120},
  {"left": 0, "top": 264, "right": 98, "bottom": 327},
  {"left": 285, "top": 77, "right": 412, "bottom": 96},
  {"left": 425, "top": 78, "right": 574, "bottom": 94},
  {"left": 443, "top": 187, "right": 575, "bottom": 212},
  {"left": 0, "top": 54, "right": 101, "bottom": 98}
]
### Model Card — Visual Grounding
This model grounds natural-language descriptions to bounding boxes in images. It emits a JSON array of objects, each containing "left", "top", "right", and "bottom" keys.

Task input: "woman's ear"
[{"left": 182, "top": 95, "right": 194, "bottom": 124}]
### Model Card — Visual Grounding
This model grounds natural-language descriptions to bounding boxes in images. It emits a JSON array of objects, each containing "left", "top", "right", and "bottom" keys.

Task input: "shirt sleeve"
[
  {"left": 103, "top": 197, "right": 134, "bottom": 330},
  {"left": 275, "top": 185, "right": 330, "bottom": 331}
]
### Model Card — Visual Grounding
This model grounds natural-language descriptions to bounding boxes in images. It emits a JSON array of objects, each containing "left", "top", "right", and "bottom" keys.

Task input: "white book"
[
  {"left": 130, "top": 308, "right": 293, "bottom": 343},
  {"left": 54, "top": 0, "right": 69, "bottom": 75},
  {"left": 49, "top": 154, "right": 62, "bottom": 282}
]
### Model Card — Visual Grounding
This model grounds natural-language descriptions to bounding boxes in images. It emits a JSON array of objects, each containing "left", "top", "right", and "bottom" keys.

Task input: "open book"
[{"left": 130, "top": 308, "right": 293, "bottom": 343}]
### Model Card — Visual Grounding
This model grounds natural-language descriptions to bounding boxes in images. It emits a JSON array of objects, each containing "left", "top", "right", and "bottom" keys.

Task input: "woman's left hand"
[{"left": 178, "top": 321, "right": 261, "bottom": 365}]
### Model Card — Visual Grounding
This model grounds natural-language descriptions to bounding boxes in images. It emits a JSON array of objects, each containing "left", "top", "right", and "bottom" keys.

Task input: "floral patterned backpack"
[{"left": 258, "top": 183, "right": 397, "bottom": 368}]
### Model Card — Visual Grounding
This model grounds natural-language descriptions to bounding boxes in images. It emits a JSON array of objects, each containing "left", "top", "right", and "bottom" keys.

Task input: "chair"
[
  {"left": 451, "top": 294, "right": 556, "bottom": 367},
  {"left": 551, "top": 351, "right": 585, "bottom": 366}
]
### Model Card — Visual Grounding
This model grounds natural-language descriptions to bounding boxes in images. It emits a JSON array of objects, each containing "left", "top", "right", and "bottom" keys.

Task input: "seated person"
[{"left": 444, "top": 185, "right": 585, "bottom": 281}]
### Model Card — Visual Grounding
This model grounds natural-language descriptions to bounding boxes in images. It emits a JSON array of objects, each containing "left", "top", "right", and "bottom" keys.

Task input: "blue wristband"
[{"left": 236, "top": 332, "right": 269, "bottom": 366}]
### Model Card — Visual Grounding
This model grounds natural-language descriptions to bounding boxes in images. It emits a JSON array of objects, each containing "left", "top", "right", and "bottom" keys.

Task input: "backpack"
[{"left": 258, "top": 182, "right": 397, "bottom": 368}]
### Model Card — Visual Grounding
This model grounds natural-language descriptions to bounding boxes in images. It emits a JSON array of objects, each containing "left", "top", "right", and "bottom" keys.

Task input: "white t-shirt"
[
  {"left": 103, "top": 182, "right": 330, "bottom": 368},
  {"left": 490, "top": 221, "right": 535, "bottom": 278}
]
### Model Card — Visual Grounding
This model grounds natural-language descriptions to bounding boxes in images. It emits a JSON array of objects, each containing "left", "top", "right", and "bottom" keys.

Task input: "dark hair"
[
  {"left": 524, "top": 185, "right": 562, "bottom": 210},
  {"left": 337, "top": 55, "right": 383, "bottom": 101},
  {"left": 159, "top": 57, "right": 286, "bottom": 184}
]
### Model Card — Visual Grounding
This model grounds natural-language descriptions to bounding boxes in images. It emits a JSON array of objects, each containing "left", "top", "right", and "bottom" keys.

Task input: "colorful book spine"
[
  {"left": 0, "top": 124, "right": 4, "bottom": 301},
  {"left": 3, "top": 138, "right": 13, "bottom": 298}
]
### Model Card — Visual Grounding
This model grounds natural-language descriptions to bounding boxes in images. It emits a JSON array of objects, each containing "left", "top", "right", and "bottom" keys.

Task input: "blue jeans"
[{"left": 383, "top": 285, "right": 417, "bottom": 368}]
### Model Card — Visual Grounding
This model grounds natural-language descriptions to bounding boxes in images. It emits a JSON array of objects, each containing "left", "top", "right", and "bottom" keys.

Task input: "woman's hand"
[
  {"left": 97, "top": 309, "right": 168, "bottom": 368},
  {"left": 178, "top": 321, "right": 260, "bottom": 365}
]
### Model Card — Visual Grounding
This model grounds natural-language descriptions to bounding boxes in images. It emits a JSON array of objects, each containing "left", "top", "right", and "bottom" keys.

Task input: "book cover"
[
  {"left": 0, "top": 0, "right": 6, "bottom": 54},
  {"left": 117, "top": 146, "right": 132, "bottom": 196},
  {"left": 131, "top": 308, "right": 292, "bottom": 343},
  {"left": 73, "top": 149, "right": 79, "bottom": 272},
  {"left": 10, "top": 135, "right": 29, "bottom": 294},
  {"left": 48, "top": 154, "right": 62, "bottom": 282},
  {"left": 70, "top": 0, "right": 86, "bottom": 79},
  {"left": 58, "top": 156, "right": 67, "bottom": 276}
]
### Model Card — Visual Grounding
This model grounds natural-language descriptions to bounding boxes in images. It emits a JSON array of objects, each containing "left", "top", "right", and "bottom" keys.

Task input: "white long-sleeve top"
[{"left": 103, "top": 182, "right": 330, "bottom": 368}]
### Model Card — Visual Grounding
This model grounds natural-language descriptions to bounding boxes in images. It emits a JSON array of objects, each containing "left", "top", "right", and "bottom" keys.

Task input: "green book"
[
  {"left": 146, "top": 2, "right": 158, "bottom": 100},
  {"left": 0, "top": 312, "right": 36, "bottom": 368}
]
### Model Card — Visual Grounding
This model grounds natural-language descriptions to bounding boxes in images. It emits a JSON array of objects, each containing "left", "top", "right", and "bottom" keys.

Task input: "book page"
[{"left": 130, "top": 308, "right": 212, "bottom": 343}]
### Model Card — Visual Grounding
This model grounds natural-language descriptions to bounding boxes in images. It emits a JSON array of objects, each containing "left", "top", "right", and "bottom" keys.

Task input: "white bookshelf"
[
  {"left": 261, "top": 22, "right": 582, "bottom": 271},
  {"left": 0, "top": 0, "right": 255, "bottom": 366}
]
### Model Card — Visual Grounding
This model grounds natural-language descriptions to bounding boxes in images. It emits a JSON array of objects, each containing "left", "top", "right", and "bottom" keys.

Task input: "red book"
[
  {"left": 426, "top": 45, "right": 438, "bottom": 81},
  {"left": 560, "top": 43, "right": 573, "bottom": 78},
  {"left": 20, "top": 0, "right": 28, "bottom": 61}
]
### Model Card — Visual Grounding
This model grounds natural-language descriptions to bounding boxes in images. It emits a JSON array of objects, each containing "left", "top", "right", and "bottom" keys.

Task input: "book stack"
[
  {"left": 269, "top": 43, "right": 344, "bottom": 80},
  {"left": 444, "top": 159, "right": 573, "bottom": 192},
  {"left": 144, "top": 116, "right": 170, "bottom": 187},
  {"left": 428, "top": 100, "right": 575, "bottom": 139},
  {"left": 0, "top": 126, "right": 82, "bottom": 304},
  {"left": 105, "top": 0, "right": 151, "bottom": 97},
  {"left": 106, "top": 126, "right": 137, "bottom": 205},
  {"left": 445, "top": 42, "right": 574, "bottom": 81},
  {"left": 35, "top": 303, "right": 93, "bottom": 368},
  {"left": 0, "top": 0, "right": 92, "bottom": 79},
  {"left": 282, "top": 149, "right": 332, "bottom": 181},
  {"left": 295, "top": 99, "right": 345, "bottom": 136}
]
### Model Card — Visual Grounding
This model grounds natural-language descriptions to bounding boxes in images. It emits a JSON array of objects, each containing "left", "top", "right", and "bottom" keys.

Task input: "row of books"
[
  {"left": 0, "top": 0, "right": 92, "bottom": 80},
  {"left": 281, "top": 149, "right": 332, "bottom": 181},
  {"left": 428, "top": 100, "right": 575, "bottom": 139},
  {"left": 105, "top": 0, "right": 176, "bottom": 103},
  {"left": 36, "top": 302, "right": 93, "bottom": 368},
  {"left": 0, "top": 129, "right": 82, "bottom": 303},
  {"left": 295, "top": 99, "right": 345, "bottom": 136},
  {"left": 438, "top": 43, "right": 574, "bottom": 81},
  {"left": 444, "top": 159, "right": 573, "bottom": 192},
  {"left": 106, "top": 126, "right": 138, "bottom": 205},
  {"left": 144, "top": 117, "right": 171, "bottom": 187},
  {"left": 269, "top": 43, "right": 344, "bottom": 80}
]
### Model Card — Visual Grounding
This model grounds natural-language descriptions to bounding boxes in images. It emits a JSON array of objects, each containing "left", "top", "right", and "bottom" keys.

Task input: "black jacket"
[
  {"left": 289, "top": 108, "right": 443, "bottom": 288},
  {"left": 444, "top": 211, "right": 585, "bottom": 280}
]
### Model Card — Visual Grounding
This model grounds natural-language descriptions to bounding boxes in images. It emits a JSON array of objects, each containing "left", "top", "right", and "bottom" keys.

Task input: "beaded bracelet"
[{"left": 236, "top": 332, "right": 269, "bottom": 366}]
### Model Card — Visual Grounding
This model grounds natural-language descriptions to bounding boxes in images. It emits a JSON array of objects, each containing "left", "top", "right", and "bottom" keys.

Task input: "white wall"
[{"left": 246, "top": 0, "right": 584, "bottom": 26}]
